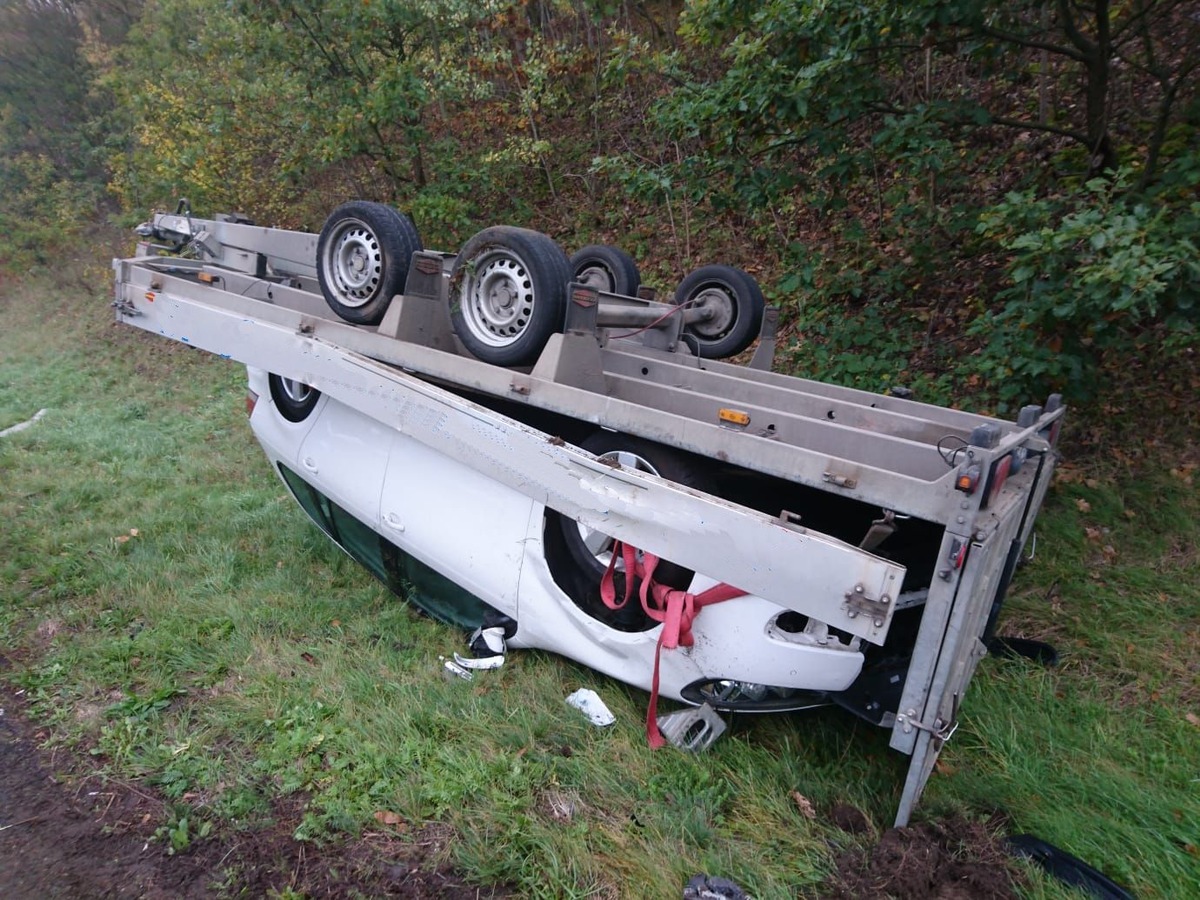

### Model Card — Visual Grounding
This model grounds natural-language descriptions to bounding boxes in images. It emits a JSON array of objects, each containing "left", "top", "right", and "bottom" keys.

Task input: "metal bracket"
[
  {"left": 896, "top": 693, "right": 960, "bottom": 745},
  {"left": 747, "top": 306, "right": 780, "bottom": 371},
  {"left": 822, "top": 471, "right": 858, "bottom": 489},
  {"left": 843, "top": 583, "right": 891, "bottom": 626},
  {"left": 111, "top": 299, "right": 142, "bottom": 318}
]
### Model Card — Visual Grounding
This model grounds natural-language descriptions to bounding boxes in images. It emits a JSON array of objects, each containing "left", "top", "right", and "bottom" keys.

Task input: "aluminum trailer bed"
[{"left": 112, "top": 210, "right": 1065, "bottom": 825}]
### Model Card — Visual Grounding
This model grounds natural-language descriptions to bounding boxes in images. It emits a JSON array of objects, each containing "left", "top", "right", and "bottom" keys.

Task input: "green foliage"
[{"left": 973, "top": 165, "right": 1200, "bottom": 403}]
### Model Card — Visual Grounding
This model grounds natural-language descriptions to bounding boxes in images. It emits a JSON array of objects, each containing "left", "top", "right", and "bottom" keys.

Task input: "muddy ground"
[{"left": 0, "top": 679, "right": 1023, "bottom": 899}]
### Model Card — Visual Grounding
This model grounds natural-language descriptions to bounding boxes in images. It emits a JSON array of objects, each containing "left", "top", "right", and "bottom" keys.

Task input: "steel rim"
[
  {"left": 324, "top": 219, "right": 383, "bottom": 308},
  {"left": 686, "top": 284, "right": 736, "bottom": 337},
  {"left": 575, "top": 262, "right": 614, "bottom": 291},
  {"left": 459, "top": 249, "right": 536, "bottom": 347},
  {"left": 575, "top": 450, "right": 660, "bottom": 569}
]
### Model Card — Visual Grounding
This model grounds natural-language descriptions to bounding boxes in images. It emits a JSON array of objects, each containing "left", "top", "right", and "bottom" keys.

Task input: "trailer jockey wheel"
[
  {"left": 317, "top": 201, "right": 423, "bottom": 325},
  {"left": 569, "top": 244, "right": 641, "bottom": 297},
  {"left": 543, "top": 432, "right": 709, "bottom": 632},
  {"left": 268, "top": 374, "right": 320, "bottom": 422},
  {"left": 674, "top": 264, "right": 765, "bottom": 359},
  {"left": 451, "top": 226, "right": 571, "bottom": 367}
]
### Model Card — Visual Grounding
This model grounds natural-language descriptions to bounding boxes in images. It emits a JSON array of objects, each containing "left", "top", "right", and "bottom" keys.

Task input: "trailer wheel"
[
  {"left": 451, "top": 226, "right": 571, "bottom": 367},
  {"left": 674, "top": 264, "right": 765, "bottom": 359},
  {"left": 269, "top": 374, "right": 320, "bottom": 422},
  {"left": 544, "top": 432, "right": 707, "bottom": 632},
  {"left": 317, "top": 201, "right": 422, "bottom": 325},
  {"left": 569, "top": 244, "right": 641, "bottom": 297}
]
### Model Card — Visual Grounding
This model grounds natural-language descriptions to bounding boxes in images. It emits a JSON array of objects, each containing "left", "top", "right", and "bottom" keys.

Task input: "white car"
[{"left": 247, "top": 367, "right": 940, "bottom": 715}]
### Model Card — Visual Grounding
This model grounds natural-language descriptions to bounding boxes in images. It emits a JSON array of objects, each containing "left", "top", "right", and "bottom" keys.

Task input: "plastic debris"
[
  {"left": 440, "top": 657, "right": 473, "bottom": 681},
  {"left": 657, "top": 703, "right": 727, "bottom": 752},
  {"left": 565, "top": 688, "right": 616, "bottom": 727},
  {"left": 682, "top": 874, "right": 748, "bottom": 900},
  {"left": 457, "top": 613, "right": 515, "bottom": 670}
]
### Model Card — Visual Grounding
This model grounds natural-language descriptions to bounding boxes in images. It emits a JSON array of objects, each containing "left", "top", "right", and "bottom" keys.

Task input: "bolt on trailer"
[{"left": 113, "top": 201, "right": 1065, "bottom": 825}]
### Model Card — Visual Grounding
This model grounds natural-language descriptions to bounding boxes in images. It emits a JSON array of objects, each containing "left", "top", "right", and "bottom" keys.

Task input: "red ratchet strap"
[{"left": 599, "top": 540, "right": 747, "bottom": 748}]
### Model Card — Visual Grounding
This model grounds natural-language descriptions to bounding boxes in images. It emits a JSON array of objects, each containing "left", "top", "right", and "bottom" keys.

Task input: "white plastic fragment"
[
  {"left": 0, "top": 408, "right": 48, "bottom": 438},
  {"left": 439, "top": 656, "right": 473, "bottom": 681},
  {"left": 453, "top": 652, "right": 504, "bottom": 670},
  {"left": 565, "top": 688, "right": 616, "bottom": 727},
  {"left": 657, "top": 703, "right": 727, "bottom": 752}
]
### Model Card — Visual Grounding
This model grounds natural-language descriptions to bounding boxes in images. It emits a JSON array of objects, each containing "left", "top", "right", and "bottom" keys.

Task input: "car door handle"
[{"left": 383, "top": 512, "right": 405, "bottom": 533}]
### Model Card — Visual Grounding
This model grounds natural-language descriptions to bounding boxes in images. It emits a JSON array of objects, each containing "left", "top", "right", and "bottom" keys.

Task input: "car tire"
[
  {"left": 674, "top": 264, "right": 765, "bottom": 359},
  {"left": 450, "top": 226, "right": 572, "bottom": 367},
  {"left": 268, "top": 374, "right": 320, "bottom": 422},
  {"left": 317, "top": 201, "right": 422, "bottom": 325},
  {"left": 544, "top": 432, "right": 708, "bottom": 632},
  {"left": 569, "top": 244, "right": 641, "bottom": 296}
]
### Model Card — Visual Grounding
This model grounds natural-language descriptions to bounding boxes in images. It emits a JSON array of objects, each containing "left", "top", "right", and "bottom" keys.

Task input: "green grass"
[{"left": 2, "top": 259, "right": 1198, "bottom": 898}]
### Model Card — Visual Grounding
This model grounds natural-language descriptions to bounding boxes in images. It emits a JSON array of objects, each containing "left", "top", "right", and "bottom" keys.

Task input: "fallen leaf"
[
  {"left": 1103, "top": 544, "right": 1118, "bottom": 562},
  {"left": 1085, "top": 527, "right": 1102, "bottom": 542},
  {"left": 129, "top": 528, "right": 140, "bottom": 537},
  {"left": 115, "top": 535, "right": 130, "bottom": 544},
  {"left": 373, "top": 810, "right": 407, "bottom": 829},
  {"left": 935, "top": 759, "right": 957, "bottom": 776},
  {"left": 1075, "top": 498, "right": 1091, "bottom": 512},
  {"left": 300, "top": 652, "right": 316, "bottom": 664},
  {"left": 791, "top": 791, "right": 816, "bottom": 819},
  {"left": 331, "top": 619, "right": 341, "bottom": 628},
  {"left": 1186, "top": 712, "right": 1200, "bottom": 728}
]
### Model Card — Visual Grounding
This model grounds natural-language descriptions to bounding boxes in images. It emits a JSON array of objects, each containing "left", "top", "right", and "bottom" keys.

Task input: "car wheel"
[
  {"left": 544, "top": 432, "right": 708, "bottom": 632},
  {"left": 268, "top": 374, "right": 320, "bottom": 422},
  {"left": 317, "top": 201, "right": 422, "bottom": 325},
  {"left": 450, "top": 226, "right": 571, "bottom": 367},
  {"left": 569, "top": 244, "right": 641, "bottom": 296},
  {"left": 674, "top": 264, "right": 765, "bottom": 359}
]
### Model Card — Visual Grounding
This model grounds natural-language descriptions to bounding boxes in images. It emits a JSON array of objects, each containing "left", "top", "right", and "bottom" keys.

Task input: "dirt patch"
[
  {"left": 0, "top": 681, "right": 511, "bottom": 898},
  {"left": 824, "top": 808, "right": 1024, "bottom": 900}
]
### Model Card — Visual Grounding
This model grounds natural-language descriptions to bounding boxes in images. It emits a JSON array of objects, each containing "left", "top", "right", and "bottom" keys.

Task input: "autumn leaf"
[
  {"left": 791, "top": 791, "right": 816, "bottom": 819},
  {"left": 373, "top": 810, "right": 407, "bottom": 828},
  {"left": 1186, "top": 712, "right": 1199, "bottom": 728},
  {"left": 1075, "top": 498, "right": 1091, "bottom": 512}
]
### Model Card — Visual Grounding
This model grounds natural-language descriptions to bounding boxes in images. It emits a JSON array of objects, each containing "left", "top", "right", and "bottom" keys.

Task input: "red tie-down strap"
[{"left": 599, "top": 541, "right": 747, "bottom": 748}]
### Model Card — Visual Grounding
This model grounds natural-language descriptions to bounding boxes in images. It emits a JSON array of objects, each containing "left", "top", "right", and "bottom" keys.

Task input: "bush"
[{"left": 971, "top": 164, "right": 1199, "bottom": 406}]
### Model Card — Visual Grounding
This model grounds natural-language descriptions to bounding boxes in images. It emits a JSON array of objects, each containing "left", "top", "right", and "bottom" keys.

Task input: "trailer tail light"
[
  {"left": 955, "top": 464, "right": 981, "bottom": 494},
  {"left": 985, "top": 455, "right": 1013, "bottom": 507},
  {"left": 246, "top": 389, "right": 259, "bottom": 417},
  {"left": 949, "top": 539, "right": 968, "bottom": 569}
]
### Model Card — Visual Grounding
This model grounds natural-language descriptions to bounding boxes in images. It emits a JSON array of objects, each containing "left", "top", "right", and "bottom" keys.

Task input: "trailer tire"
[
  {"left": 674, "top": 264, "right": 765, "bottom": 359},
  {"left": 569, "top": 244, "right": 641, "bottom": 296},
  {"left": 544, "top": 432, "right": 707, "bottom": 632},
  {"left": 451, "top": 226, "right": 571, "bottom": 367},
  {"left": 317, "top": 201, "right": 422, "bottom": 325},
  {"left": 269, "top": 374, "right": 320, "bottom": 422}
]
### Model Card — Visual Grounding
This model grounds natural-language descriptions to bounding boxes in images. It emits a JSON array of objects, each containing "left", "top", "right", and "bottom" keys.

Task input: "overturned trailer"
[{"left": 112, "top": 202, "right": 1064, "bottom": 825}]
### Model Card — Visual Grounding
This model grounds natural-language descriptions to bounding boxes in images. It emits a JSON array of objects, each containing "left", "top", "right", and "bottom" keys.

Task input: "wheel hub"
[
  {"left": 331, "top": 225, "right": 382, "bottom": 304},
  {"left": 688, "top": 286, "right": 736, "bottom": 336},
  {"left": 463, "top": 255, "right": 535, "bottom": 345},
  {"left": 575, "top": 264, "right": 613, "bottom": 291}
]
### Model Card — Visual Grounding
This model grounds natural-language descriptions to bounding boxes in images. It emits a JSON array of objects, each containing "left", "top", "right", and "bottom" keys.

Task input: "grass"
[{"left": 2, "top": 257, "right": 1198, "bottom": 898}]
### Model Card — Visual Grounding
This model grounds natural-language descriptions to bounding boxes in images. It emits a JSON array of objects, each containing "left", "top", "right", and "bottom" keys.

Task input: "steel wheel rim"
[
  {"left": 460, "top": 250, "right": 536, "bottom": 347},
  {"left": 575, "top": 451, "right": 660, "bottom": 569},
  {"left": 687, "top": 285, "right": 736, "bottom": 337},
  {"left": 324, "top": 219, "right": 383, "bottom": 307}
]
